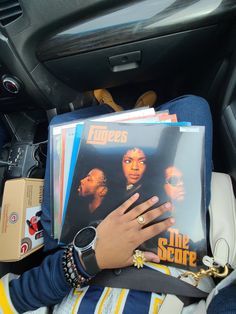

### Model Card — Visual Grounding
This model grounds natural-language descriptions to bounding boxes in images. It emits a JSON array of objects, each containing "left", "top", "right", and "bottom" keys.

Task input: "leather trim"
[{"left": 209, "top": 172, "right": 236, "bottom": 268}]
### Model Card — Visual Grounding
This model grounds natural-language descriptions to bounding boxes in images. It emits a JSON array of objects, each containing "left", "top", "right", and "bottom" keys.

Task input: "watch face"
[{"left": 74, "top": 227, "right": 96, "bottom": 249}]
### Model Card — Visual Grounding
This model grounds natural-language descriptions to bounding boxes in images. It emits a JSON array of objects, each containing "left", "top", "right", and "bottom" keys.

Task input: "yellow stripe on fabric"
[
  {"left": 153, "top": 297, "right": 163, "bottom": 314},
  {"left": 115, "top": 289, "right": 126, "bottom": 314},
  {"left": 146, "top": 263, "right": 171, "bottom": 275},
  {"left": 98, "top": 287, "right": 111, "bottom": 314},
  {"left": 72, "top": 290, "right": 84, "bottom": 314},
  {"left": 0, "top": 280, "right": 14, "bottom": 314}
]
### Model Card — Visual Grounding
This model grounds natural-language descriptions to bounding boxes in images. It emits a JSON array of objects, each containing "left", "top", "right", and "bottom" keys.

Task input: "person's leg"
[
  {"left": 41, "top": 105, "right": 114, "bottom": 250},
  {"left": 207, "top": 283, "right": 236, "bottom": 313},
  {"left": 156, "top": 95, "right": 213, "bottom": 208}
]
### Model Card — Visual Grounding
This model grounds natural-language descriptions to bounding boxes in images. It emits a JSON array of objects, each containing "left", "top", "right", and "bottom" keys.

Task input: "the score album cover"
[{"left": 61, "top": 121, "right": 206, "bottom": 270}]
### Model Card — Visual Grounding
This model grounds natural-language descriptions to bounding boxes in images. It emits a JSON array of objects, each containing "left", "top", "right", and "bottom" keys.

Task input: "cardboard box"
[{"left": 0, "top": 178, "right": 44, "bottom": 261}]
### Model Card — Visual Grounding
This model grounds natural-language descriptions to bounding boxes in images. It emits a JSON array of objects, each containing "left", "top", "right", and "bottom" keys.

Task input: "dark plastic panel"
[
  {"left": 38, "top": 0, "right": 236, "bottom": 61},
  {"left": 0, "top": 0, "right": 137, "bottom": 109},
  {"left": 44, "top": 26, "right": 219, "bottom": 91},
  {"left": 222, "top": 104, "right": 236, "bottom": 183},
  {"left": 220, "top": 53, "right": 236, "bottom": 184}
]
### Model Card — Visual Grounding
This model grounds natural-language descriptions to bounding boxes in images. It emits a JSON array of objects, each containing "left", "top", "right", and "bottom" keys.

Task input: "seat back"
[{"left": 209, "top": 172, "right": 236, "bottom": 268}]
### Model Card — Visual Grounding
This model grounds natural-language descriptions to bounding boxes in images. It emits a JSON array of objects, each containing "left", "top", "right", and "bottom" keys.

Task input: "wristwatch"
[{"left": 73, "top": 226, "right": 101, "bottom": 276}]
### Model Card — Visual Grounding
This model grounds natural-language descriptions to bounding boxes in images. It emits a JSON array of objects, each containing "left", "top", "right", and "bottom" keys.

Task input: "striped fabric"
[
  {"left": 1, "top": 264, "right": 214, "bottom": 314},
  {"left": 0, "top": 274, "right": 18, "bottom": 314},
  {"left": 54, "top": 264, "right": 206, "bottom": 314}
]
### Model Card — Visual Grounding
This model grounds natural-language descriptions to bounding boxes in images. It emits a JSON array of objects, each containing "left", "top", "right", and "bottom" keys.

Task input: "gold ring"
[
  {"left": 137, "top": 215, "right": 145, "bottom": 225},
  {"left": 133, "top": 250, "right": 146, "bottom": 269}
]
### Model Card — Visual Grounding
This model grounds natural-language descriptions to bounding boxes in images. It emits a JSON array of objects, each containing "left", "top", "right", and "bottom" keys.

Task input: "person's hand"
[{"left": 95, "top": 193, "right": 174, "bottom": 270}]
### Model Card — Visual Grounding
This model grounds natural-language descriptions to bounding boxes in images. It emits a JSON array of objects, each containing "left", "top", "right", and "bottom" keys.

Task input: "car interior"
[{"left": 0, "top": 0, "right": 236, "bottom": 284}]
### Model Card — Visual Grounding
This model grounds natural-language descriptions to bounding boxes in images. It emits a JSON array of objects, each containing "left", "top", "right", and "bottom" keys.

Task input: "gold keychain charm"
[{"left": 179, "top": 265, "right": 229, "bottom": 286}]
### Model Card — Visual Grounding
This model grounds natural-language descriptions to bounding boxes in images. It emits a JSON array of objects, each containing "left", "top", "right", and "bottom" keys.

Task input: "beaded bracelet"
[{"left": 62, "top": 244, "right": 90, "bottom": 288}]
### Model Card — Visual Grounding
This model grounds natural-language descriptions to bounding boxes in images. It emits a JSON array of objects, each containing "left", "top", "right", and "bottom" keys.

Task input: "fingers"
[
  {"left": 126, "top": 250, "right": 160, "bottom": 266},
  {"left": 115, "top": 193, "right": 140, "bottom": 215},
  {"left": 124, "top": 196, "right": 159, "bottom": 220},
  {"left": 132, "top": 202, "right": 173, "bottom": 228},
  {"left": 140, "top": 217, "right": 175, "bottom": 243},
  {"left": 143, "top": 251, "right": 160, "bottom": 264}
]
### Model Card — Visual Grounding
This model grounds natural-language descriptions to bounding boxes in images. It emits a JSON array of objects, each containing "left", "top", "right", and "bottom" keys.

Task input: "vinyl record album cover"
[{"left": 61, "top": 121, "right": 206, "bottom": 270}]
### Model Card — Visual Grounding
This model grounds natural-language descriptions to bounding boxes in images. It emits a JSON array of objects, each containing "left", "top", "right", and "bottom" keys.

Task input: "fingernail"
[
  {"left": 170, "top": 218, "right": 175, "bottom": 224},
  {"left": 133, "top": 193, "right": 139, "bottom": 199},
  {"left": 164, "top": 202, "right": 172, "bottom": 209},
  {"left": 151, "top": 196, "right": 158, "bottom": 203}
]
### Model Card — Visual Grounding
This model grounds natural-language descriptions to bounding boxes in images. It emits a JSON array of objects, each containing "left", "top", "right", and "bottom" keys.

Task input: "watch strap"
[{"left": 82, "top": 250, "right": 101, "bottom": 276}]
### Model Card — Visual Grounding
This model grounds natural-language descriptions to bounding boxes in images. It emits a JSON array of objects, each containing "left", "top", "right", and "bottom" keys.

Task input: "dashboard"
[
  {"left": 38, "top": 0, "right": 236, "bottom": 59},
  {"left": 0, "top": 0, "right": 235, "bottom": 110}
]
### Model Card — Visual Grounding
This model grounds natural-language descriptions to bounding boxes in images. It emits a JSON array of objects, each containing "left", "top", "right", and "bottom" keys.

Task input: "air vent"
[{"left": 0, "top": 0, "right": 22, "bottom": 26}]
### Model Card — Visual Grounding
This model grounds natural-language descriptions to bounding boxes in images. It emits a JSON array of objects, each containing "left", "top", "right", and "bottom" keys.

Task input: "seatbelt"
[{"left": 91, "top": 267, "right": 208, "bottom": 306}]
